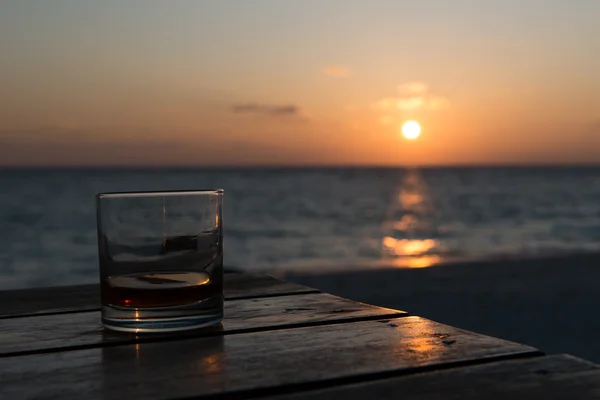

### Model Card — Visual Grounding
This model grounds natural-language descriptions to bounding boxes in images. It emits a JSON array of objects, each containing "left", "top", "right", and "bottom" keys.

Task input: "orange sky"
[{"left": 1, "top": 1, "right": 599, "bottom": 166}]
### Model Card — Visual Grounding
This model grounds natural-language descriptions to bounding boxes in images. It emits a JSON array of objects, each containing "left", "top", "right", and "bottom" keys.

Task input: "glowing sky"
[{"left": 1, "top": 0, "right": 599, "bottom": 166}]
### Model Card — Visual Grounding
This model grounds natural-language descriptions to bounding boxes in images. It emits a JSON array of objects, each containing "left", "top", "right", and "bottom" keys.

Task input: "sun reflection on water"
[
  {"left": 383, "top": 237, "right": 437, "bottom": 256},
  {"left": 382, "top": 169, "right": 444, "bottom": 269},
  {"left": 382, "top": 236, "right": 441, "bottom": 268}
]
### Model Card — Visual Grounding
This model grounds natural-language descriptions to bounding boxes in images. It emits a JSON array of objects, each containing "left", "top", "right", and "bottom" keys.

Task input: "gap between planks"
[
  {"left": 174, "top": 352, "right": 545, "bottom": 400},
  {"left": 0, "top": 273, "right": 322, "bottom": 319},
  {"left": 0, "top": 312, "right": 409, "bottom": 358},
  {"left": 0, "top": 289, "right": 322, "bottom": 320}
]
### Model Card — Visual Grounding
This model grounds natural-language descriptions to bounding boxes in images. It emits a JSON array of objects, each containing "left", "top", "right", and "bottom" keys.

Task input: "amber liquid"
[{"left": 102, "top": 271, "right": 222, "bottom": 308}]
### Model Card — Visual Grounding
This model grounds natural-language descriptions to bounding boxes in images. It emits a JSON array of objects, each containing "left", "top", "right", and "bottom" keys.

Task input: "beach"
[{"left": 285, "top": 252, "right": 600, "bottom": 363}]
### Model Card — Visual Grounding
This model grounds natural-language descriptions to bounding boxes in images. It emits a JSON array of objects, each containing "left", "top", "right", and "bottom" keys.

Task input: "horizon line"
[{"left": 2, "top": 163, "right": 600, "bottom": 170}]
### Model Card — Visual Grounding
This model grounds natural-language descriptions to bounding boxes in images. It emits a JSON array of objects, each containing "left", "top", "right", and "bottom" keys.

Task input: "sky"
[{"left": 1, "top": 0, "right": 599, "bottom": 166}]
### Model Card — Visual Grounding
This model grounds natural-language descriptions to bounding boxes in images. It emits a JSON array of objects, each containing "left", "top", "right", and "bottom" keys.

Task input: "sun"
[{"left": 401, "top": 121, "right": 421, "bottom": 140}]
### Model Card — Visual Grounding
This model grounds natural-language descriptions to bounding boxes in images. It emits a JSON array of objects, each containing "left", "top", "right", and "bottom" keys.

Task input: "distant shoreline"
[{"left": 258, "top": 250, "right": 600, "bottom": 278}]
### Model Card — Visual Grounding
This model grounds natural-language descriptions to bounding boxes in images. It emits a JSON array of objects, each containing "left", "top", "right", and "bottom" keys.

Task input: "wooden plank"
[
  {"left": 0, "top": 284, "right": 100, "bottom": 317},
  {"left": 275, "top": 354, "right": 600, "bottom": 400},
  {"left": 0, "top": 317, "right": 539, "bottom": 400},
  {"left": 0, "top": 274, "right": 319, "bottom": 318},
  {"left": 0, "top": 293, "right": 406, "bottom": 357},
  {"left": 224, "top": 273, "right": 320, "bottom": 299}
]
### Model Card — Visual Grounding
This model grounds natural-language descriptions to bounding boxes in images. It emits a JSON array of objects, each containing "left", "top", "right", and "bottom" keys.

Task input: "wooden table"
[{"left": 1, "top": 273, "right": 600, "bottom": 399}]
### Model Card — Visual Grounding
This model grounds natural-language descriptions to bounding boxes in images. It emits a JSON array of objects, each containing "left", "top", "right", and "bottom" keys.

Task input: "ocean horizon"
[
  {"left": 2, "top": 165, "right": 600, "bottom": 289},
  {"left": 3, "top": 164, "right": 600, "bottom": 170}
]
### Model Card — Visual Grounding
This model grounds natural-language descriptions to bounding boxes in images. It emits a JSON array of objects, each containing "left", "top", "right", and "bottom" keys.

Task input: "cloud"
[
  {"left": 231, "top": 103, "right": 301, "bottom": 117},
  {"left": 373, "top": 81, "right": 449, "bottom": 112},
  {"left": 323, "top": 65, "right": 352, "bottom": 78},
  {"left": 399, "top": 81, "right": 428, "bottom": 95}
]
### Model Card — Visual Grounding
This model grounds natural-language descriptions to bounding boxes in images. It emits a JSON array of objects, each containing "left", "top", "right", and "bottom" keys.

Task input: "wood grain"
[
  {"left": 276, "top": 354, "right": 600, "bottom": 400},
  {"left": 0, "top": 317, "right": 539, "bottom": 400},
  {"left": 0, "top": 274, "right": 319, "bottom": 318},
  {"left": 0, "top": 293, "right": 406, "bottom": 356}
]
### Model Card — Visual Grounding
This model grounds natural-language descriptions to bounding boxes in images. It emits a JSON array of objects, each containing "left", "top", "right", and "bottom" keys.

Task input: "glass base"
[{"left": 101, "top": 295, "right": 223, "bottom": 333}]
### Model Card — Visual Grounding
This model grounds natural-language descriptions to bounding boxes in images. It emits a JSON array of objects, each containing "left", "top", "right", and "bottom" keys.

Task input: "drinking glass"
[{"left": 96, "top": 190, "right": 223, "bottom": 333}]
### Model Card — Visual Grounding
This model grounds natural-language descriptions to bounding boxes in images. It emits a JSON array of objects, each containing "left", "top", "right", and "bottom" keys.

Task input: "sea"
[{"left": 2, "top": 166, "right": 600, "bottom": 290}]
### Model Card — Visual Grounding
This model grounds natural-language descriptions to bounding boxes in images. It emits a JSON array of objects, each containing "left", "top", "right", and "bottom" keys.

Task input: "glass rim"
[{"left": 96, "top": 189, "right": 224, "bottom": 199}]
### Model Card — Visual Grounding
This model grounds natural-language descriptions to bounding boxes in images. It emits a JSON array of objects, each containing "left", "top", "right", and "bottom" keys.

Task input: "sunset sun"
[{"left": 401, "top": 121, "right": 421, "bottom": 140}]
